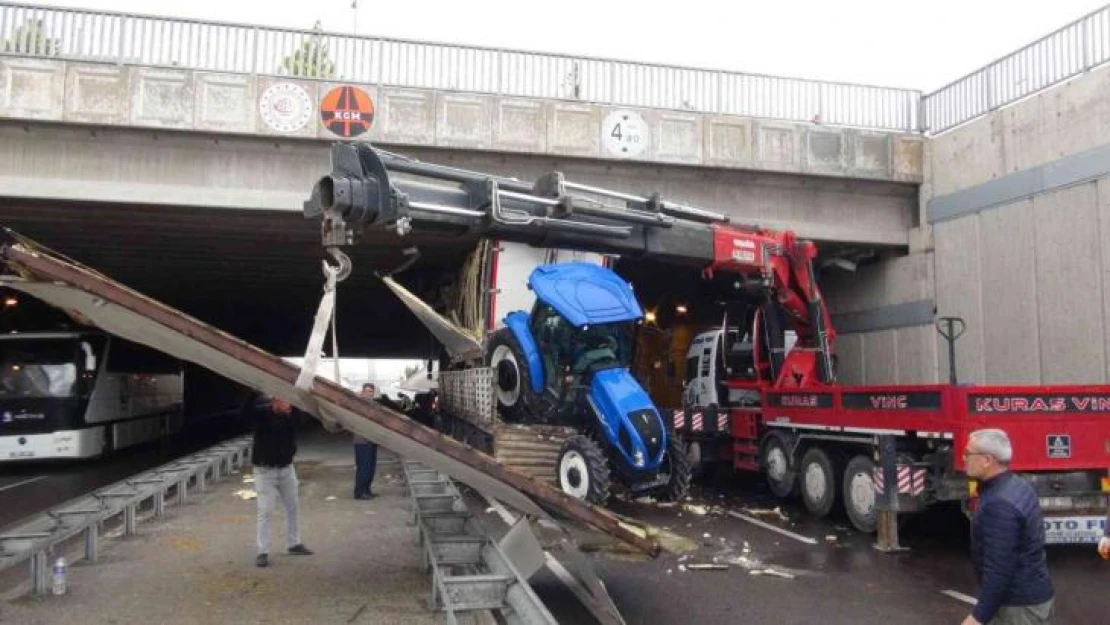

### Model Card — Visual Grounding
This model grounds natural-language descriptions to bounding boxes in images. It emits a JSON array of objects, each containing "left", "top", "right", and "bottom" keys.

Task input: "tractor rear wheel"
[{"left": 485, "top": 328, "right": 549, "bottom": 422}]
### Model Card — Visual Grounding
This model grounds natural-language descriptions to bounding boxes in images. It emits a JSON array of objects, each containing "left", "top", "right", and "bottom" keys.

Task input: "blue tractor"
[{"left": 485, "top": 262, "right": 691, "bottom": 504}]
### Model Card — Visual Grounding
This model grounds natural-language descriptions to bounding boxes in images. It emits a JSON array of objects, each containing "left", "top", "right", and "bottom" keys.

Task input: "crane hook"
[{"left": 323, "top": 247, "right": 352, "bottom": 282}]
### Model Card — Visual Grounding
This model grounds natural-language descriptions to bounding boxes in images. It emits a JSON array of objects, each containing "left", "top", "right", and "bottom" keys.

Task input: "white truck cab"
[{"left": 682, "top": 327, "right": 796, "bottom": 408}]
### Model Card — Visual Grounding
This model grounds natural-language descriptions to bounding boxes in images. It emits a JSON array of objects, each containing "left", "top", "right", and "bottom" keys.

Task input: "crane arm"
[{"left": 303, "top": 142, "right": 837, "bottom": 384}]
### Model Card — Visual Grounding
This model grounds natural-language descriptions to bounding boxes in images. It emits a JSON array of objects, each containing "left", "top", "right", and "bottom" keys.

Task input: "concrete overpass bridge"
[{"left": 2, "top": 1, "right": 926, "bottom": 359}]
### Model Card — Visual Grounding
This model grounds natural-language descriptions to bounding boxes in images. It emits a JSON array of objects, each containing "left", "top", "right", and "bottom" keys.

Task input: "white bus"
[{"left": 0, "top": 330, "right": 183, "bottom": 461}]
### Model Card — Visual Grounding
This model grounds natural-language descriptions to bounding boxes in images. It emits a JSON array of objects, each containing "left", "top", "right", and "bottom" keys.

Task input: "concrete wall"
[
  {"left": 822, "top": 251, "right": 937, "bottom": 385},
  {"left": 923, "top": 63, "right": 1110, "bottom": 385},
  {"left": 0, "top": 55, "right": 923, "bottom": 184}
]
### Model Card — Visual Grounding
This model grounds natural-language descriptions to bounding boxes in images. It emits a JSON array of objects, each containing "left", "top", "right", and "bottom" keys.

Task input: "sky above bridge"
[{"left": 27, "top": 0, "right": 1110, "bottom": 92}]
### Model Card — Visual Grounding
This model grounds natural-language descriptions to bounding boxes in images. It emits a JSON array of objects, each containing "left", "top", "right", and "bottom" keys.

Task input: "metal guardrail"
[
  {"left": 0, "top": 1, "right": 920, "bottom": 132},
  {"left": 922, "top": 4, "right": 1110, "bottom": 133},
  {"left": 402, "top": 459, "right": 557, "bottom": 625},
  {"left": 0, "top": 435, "right": 252, "bottom": 596}
]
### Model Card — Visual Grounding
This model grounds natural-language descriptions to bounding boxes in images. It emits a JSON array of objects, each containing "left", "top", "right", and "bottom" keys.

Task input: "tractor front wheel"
[{"left": 557, "top": 435, "right": 611, "bottom": 505}]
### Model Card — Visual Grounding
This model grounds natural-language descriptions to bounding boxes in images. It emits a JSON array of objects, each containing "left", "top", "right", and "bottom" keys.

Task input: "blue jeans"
[{"left": 354, "top": 443, "right": 378, "bottom": 497}]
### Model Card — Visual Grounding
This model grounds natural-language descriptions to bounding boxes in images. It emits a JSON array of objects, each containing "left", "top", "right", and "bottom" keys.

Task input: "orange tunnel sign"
[{"left": 320, "top": 86, "right": 375, "bottom": 138}]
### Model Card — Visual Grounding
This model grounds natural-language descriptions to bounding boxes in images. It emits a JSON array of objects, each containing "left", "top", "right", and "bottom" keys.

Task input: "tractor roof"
[{"left": 528, "top": 262, "right": 643, "bottom": 327}]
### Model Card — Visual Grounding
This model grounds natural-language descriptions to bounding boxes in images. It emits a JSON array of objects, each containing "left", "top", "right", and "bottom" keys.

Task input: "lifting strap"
[{"left": 296, "top": 249, "right": 350, "bottom": 392}]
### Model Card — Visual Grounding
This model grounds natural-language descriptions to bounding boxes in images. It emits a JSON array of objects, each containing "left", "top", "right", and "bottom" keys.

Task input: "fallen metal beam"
[{"left": 0, "top": 229, "right": 657, "bottom": 557}]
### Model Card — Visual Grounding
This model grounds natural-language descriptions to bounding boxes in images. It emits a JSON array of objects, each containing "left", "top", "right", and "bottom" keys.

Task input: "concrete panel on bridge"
[{"left": 0, "top": 56, "right": 924, "bottom": 185}]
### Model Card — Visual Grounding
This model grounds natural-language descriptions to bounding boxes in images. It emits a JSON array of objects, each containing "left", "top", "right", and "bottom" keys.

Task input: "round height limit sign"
[{"left": 602, "top": 110, "right": 649, "bottom": 158}]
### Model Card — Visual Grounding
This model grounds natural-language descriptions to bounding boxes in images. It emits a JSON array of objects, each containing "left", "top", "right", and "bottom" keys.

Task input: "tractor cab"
[{"left": 530, "top": 301, "right": 637, "bottom": 404}]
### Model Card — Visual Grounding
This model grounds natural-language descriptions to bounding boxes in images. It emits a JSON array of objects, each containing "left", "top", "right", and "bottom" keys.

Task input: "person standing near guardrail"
[
  {"left": 353, "top": 383, "right": 379, "bottom": 500},
  {"left": 961, "top": 429, "right": 1054, "bottom": 625},
  {"left": 248, "top": 394, "right": 314, "bottom": 568}
]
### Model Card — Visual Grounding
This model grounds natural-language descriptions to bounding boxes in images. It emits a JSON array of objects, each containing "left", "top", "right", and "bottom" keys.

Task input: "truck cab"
[{"left": 682, "top": 326, "right": 797, "bottom": 409}]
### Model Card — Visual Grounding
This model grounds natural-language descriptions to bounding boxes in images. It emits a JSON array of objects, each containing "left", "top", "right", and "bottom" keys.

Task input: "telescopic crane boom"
[{"left": 303, "top": 143, "right": 837, "bottom": 386}]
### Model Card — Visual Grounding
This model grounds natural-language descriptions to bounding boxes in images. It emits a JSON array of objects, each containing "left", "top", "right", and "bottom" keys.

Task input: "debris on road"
[
  {"left": 687, "top": 564, "right": 729, "bottom": 571},
  {"left": 234, "top": 489, "right": 257, "bottom": 501},
  {"left": 743, "top": 506, "right": 789, "bottom": 522},
  {"left": 611, "top": 513, "right": 699, "bottom": 554},
  {"left": 751, "top": 568, "right": 795, "bottom": 579},
  {"left": 683, "top": 504, "right": 709, "bottom": 516}
]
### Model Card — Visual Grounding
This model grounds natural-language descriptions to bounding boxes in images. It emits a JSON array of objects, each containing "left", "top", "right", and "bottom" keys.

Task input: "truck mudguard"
[{"left": 504, "top": 311, "right": 546, "bottom": 394}]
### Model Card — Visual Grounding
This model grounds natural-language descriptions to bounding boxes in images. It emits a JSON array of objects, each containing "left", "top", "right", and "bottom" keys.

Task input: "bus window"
[
  {"left": 105, "top": 338, "right": 179, "bottom": 374},
  {"left": 0, "top": 339, "right": 79, "bottom": 398}
]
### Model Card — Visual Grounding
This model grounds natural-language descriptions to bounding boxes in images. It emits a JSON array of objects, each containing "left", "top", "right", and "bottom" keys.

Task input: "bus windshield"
[{"left": 0, "top": 338, "right": 79, "bottom": 398}]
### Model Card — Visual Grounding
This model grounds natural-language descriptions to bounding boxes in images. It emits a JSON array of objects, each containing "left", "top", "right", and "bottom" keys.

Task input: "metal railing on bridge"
[
  {"left": 0, "top": 1, "right": 921, "bottom": 132},
  {"left": 922, "top": 4, "right": 1110, "bottom": 133}
]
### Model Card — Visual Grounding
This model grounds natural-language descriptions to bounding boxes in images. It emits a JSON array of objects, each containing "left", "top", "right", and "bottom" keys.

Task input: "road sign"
[
  {"left": 320, "top": 86, "right": 375, "bottom": 138},
  {"left": 602, "top": 110, "right": 648, "bottom": 158},
  {"left": 259, "top": 83, "right": 313, "bottom": 133}
]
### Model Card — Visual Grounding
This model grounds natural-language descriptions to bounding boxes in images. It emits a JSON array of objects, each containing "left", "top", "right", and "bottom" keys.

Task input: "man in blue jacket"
[{"left": 962, "top": 428, "right": 1054, "bottom": 625}]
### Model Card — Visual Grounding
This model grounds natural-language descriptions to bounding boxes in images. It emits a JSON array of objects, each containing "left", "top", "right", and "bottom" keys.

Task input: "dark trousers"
[{"left": 354, "top": 442, "right": 378, "bottom": 497}]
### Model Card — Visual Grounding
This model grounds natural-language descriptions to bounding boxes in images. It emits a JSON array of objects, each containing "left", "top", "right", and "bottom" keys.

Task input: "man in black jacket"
[
  {"left": 962, "top": 428, "right": 1054, "bottom": 625},
  {"left": 249, "top": 394, "right": 314, "bottom": 568}
]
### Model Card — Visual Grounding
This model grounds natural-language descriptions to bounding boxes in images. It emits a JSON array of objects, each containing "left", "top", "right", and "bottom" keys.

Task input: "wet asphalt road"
[
  {"left": 0, "top": 419, "right": 248, "bottom": 532},
  {"left": 486, "top": 472, "right": 1108, "bottom": 625},
  {"left": 3, "top": 429, "right": 1105, "bottom": 623}
]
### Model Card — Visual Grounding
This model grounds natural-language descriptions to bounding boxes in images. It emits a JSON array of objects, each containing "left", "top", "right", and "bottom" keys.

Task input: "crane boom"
[{"left": 303, "top": 142, "right": 837, "bottom": 385}]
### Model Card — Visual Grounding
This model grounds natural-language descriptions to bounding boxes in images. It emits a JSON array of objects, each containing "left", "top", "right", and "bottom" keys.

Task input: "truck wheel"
[
  {"left": 486, "top": 329, "right": 543, "bottom": 422},
  {"left": 761, "top": 432, "right": 796, "bottom": 498},
  {"left": 557, "top": 435, "right": 611, "bottom": 505},
  {"left": 655, "top": 434, "right": 692, "bottom": 502},
  {"left": 843, "top": 455, "right": 877, "bottom": 533},
  {"left": 799, "top": 447, "right": 839, "bottom": 518}
]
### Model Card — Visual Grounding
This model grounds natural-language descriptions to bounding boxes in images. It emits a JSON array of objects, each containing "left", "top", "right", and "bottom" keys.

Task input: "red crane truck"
[{"left": 305, "top": 142, "right": 1110, "bottom": 543}]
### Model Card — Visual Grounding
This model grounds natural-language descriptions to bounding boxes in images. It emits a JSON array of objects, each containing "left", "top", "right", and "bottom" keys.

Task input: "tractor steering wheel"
[{"left": 588, "top": 335, "right": 617, "bottom": 353}]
